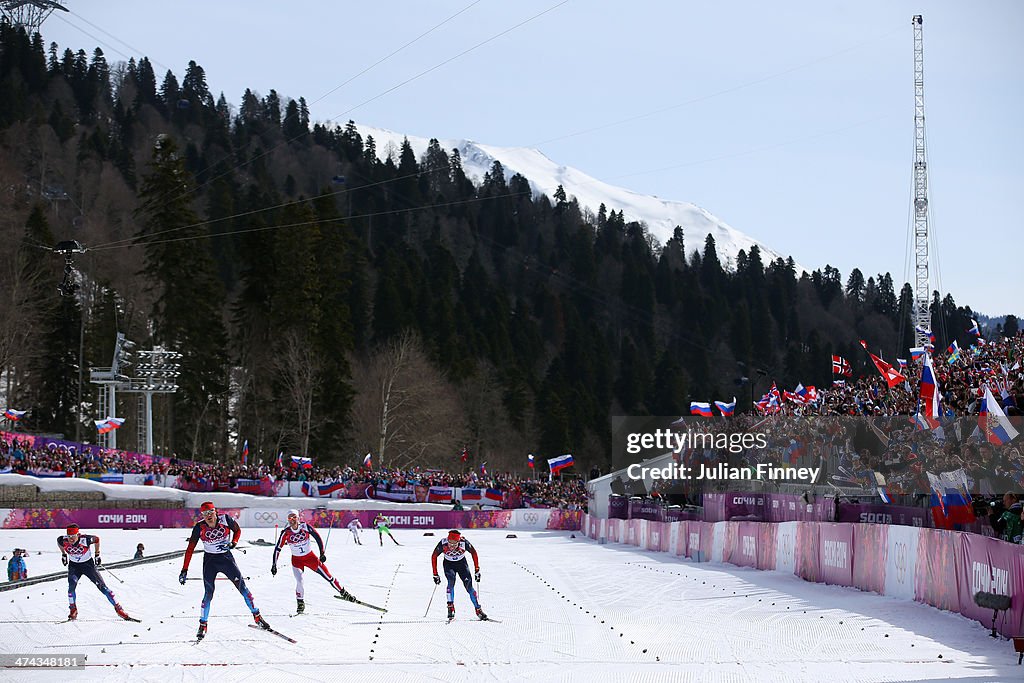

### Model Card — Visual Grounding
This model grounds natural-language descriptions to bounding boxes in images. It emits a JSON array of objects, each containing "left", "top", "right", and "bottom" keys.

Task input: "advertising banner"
[
  {"left": 882, "top": 524, "right": 920, "bottom": 601},
  {"left": 852, "top": 523, "right": 887, "bottom": 594},
  {"left": 775, "top": 521, "right": 798, "bottom": 575},
  {"left": 818, "top": 523, "right": 854, "bottom": 587},
  {"left": 955, "top": 533, "right": 1024, "bottom": 638},
  {"left": 914, "top": 528, "right": 960, "bottom": 612}
]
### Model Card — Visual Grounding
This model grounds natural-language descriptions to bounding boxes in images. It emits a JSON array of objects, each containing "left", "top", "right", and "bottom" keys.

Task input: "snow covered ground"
[{"left": 0, "top": 528, "right": 1014, "bottom": 682}]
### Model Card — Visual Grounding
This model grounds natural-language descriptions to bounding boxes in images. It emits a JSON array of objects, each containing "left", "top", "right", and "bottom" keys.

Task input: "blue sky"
[{"left": 38, "top": 0, "right": 1023, "bottom": 316}]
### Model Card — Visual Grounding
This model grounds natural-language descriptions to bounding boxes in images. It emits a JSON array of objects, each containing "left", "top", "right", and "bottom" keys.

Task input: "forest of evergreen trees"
[{"left": 0, "top": 22, "right": 1003, "bottom": 473}]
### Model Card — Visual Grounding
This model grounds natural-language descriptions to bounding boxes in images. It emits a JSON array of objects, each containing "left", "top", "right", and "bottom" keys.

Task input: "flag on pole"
[
  {"left": 548, "top": 454, "right": 574, "bottom": 474},
  {"left": 527, "top": 453, "right": 535, "bottom": 468},
  {"left": 240, "top": 439, "right": 249, "bottom": 466},
  {"left": 95, "top": 417, "right": 124, "bottom": 434},
  {"left": 689, "top": 401, "right": 713, "bottom": 417},
  {"left": 946, "top": 340, "right": 961, "bottom": 364},
  {"left": 3, "top": 408, "right": 27, "bottom": 421},
  {"left": 275, "top": 451, "right": 283, "bottom": 468},
  {"left": 831, "top": 355, "right": 852, "bottom": 377},
  {"left": 290, "top": 455, "right": 312, "bottom": 469},
  {"left": 859, "top": 340, "right": 907, "bottom": 388},
  {"left": 460, "top": 446, "right": 468, "bottom": 463},
  {"left": 714, "top": 398, "right": 736, "bottom": 416},
  {"left": 967, "top": 319, "right": 981, "bottom": 337},
  {"left": 479, "top": 461, "right": 488, "bottom": 476},
  {"left": 363, "top": 452, "right": 372, "bottom": 469},
  {"left": 915, "top": 326, "right": 936, "bottom": 344},
  {"left": 917, "top": 351, "right": 942, "bottom": 429},
  {"left": 909, "top": 347, "right": 926, "bottom": 362}
]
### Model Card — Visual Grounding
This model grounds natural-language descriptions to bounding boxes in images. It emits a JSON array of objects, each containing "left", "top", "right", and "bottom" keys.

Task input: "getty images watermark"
[{"left": 615, "top": 419, "right": 821, "bottom": 484}]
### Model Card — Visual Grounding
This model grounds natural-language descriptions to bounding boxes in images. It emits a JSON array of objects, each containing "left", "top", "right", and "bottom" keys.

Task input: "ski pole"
[
  {"left": 424, "top": 582, "right": 438, "bottom": 618},
  {"left": 100, "top": 565, "right": 124, "bottom": 584}
]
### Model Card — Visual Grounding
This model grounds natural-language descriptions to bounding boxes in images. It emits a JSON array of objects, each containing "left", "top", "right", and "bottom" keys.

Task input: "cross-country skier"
[
  {"left": 373, "top": 513, "right": 400, "bottom": 546},
  {"left": 430, "top": 529, "right": 487, "bottom": 621},
  {"left": 271, "top": 509, "right": 357, "bottom": 613},
  {"left": 58, "top": 524, "right": 133, "bottom": 621},
  {"left": 347, "top": 518, "right": 363, "bottom": 545},
  {"left": 178, "top": 502, "right": 269, "bottom": 641}
]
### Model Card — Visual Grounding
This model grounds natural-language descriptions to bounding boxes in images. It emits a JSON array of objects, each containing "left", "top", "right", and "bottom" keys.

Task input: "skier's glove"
[
  {"left": 95, "top": 555, "right": 102, "bottom": 566},
  {"left": 433, "top": 574, "right": 441, "bottom": 585},
  {"left": 228, "top": 542, "right": 237, "bottom": 550},
  {"left": 271, "top": 564, "right": 277, "bottom": 576},
  {"left": 61, "top": 555, "right": 68, "bottom": 567},
  {"left": 474, "top": 570, "right": 481, "bottom": 582},
  {"left": 319, "top": 553, "right": 327, "bottom": 563},
  {"left": 178, "top": 571, "right": 187, "bottom": 585}
]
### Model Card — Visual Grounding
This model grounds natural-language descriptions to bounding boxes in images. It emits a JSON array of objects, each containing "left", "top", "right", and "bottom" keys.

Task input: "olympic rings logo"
[
  {"left": 522, "top": 512, "right": 539, "bottom": 524},
  {"left": 253, "top": 511, "right": 280, "bottom": 522},
  {"left": 892, "top": 541, "right": 909, "bottom": 584}
]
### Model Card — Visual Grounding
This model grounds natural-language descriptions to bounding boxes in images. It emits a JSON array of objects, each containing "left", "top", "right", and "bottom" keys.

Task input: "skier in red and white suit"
[{"left": 271, "top": 509, "right": 354, "bottom": 613}]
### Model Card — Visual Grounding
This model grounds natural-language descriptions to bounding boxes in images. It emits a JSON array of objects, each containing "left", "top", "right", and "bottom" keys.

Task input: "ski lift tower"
[
  {"left": 910, "top": 15, "right": 933, "bottom": 346},
  {"left": 0, "top": 1, "right": 69, "bottom": 34}
]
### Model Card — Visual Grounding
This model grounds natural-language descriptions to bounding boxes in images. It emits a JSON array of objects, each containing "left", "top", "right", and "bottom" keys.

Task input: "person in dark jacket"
[{"left": 989, "top": 493, "right": 1024, "bottom": 543}]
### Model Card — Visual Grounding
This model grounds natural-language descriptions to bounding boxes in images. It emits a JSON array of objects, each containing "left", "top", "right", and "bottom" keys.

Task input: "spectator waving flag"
[
  {"left": 3, "top": 408, "right": 27, "bottom": 421},
  {"left": 915, "top": 325, "right": 936, "bottom": 344},
  {"left": 460, "top": 446, "right": 468, "bottom": 462},
  {"left": 291, "top": 455, "right": 312, "bottom": 469},
  {"left": 967, "top": 319, "right": 981, "bottom": 337},
  {"left": 690, "top": 401, "right": 713, "bottom": 417},
  {"left": 714, "top": 398, "right": 736, "bottom": 416},
  {"left": 479, "top": 461, "right": 488, "bottom": 476},
  {"left": 527, "top": 453, "right": 535, "bottom": 468},
  {"left": 909, "top": 347, "right": 926, "bottom": 362},
  {"left": 275, "top": 451, "right": 283, "bottom": 468},
  {"left": 240, "top": 439, "right": 249, "bottom": 466},
  {"left": 548, "top": 453, "right": 574, "bottom": 474},
  {"left": 363, "top": 452, "right": 372, "bottom": 469}
]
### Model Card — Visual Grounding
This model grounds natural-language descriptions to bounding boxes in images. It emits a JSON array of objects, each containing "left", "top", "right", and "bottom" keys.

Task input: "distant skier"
[
  {"left": 430, "top": 529, "right": 487, "bottom": 621},
  {"left": 58, "top": 524, "right": 133, "bottom": 621},
  {"left": 178, "top": 502, "right": 269, "bottom": 641},
  {"left": 347, "top": 518, "right": 363, "bottom": 545},
  {"left": 373, "top": 513, "right": 400, "bottom": 546},
  {"left": 271, "top": 509, "right": 357, "bottom": 614}
]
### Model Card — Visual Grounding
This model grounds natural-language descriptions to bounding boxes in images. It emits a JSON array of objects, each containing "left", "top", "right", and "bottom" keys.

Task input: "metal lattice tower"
[
  {"left": 0, "top": 1, "right": 69, "bottom": 34},
  {"left": 910, "top": 15, "right": 932, "bottom": 346}
]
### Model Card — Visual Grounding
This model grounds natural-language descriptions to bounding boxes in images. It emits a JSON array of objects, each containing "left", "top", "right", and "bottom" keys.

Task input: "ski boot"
[
  {"left": 476, "top": 606, "right": 489, "bottom": 621},
  {"left": 114, "top": 603, "right": 132, "bottom": 620},
  {"left": 68, "top": 604, "right": 78, "bottom": 621},
  {"left": 196, "top": 620, "right": 207, "bottom": 641},
  {"left": 253, "top": 612, "right": 271, "bottom": 630},
  {"left": 296, "top": 598, "right": 305, "bottom": 614},
  {"left": 447, "top": 602, "right": 455, "bottom": 621},
  {"left": 337, "top": 588, "right": 356, "bottom": 603}
]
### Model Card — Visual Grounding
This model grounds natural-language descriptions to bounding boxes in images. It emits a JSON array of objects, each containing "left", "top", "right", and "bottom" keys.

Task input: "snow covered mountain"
[{"left": 354, "top": 123, "right": 799, "bottom": 270}]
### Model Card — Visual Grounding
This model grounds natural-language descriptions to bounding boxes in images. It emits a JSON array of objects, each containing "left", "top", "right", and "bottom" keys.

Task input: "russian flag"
[
  {"left": 714, "top": 398, "right": 736, "bottom": 416},
  {"left": 909, "top": 347, "right": 926, "bottom": 361},
  {"left": 967, "top": 319, "right": 981, "bottom": 336},
  {"left": 240, "top": 439, "right": 249, "bottom": 466},
  {"left": 363, "top": 452, "right": 372, "bottom": 469},
  {"left": 96, "top": 417, "right": 124, "bottom": 434},
  {"left": 527, "top": 453, "right": 535, "bottom": 469},
  {"left": 291, "top": 455, "right": 312, "bottom": 469},
  {"left": 980, "top": 386, "right": 1019, "bottom": 445},
  {"left": 318, "top": 481, "right": 346, "bottom": 496},
  {"left": 480, "top": 462, "right": 488, "bottom": 476},
  {"left": 301, "top": 481, "right": 313, "bottom": 497},
  {"left": 690, "top": 401, "right": 713, "bottom": 417},
  {"left": 3, "top": 408, "right": 27, "bottom": 421},
  {"left": 915, "top": 325, "right": 936, "bottom": 344},
  {"left": 484, "top": 488, "right": 503, "bottom": 505},
  {"left": 918, "top": 351, "right": 942, "bottom": 429},
  {"left": 548, "top": 454, "right": 575, "bottom": 474},
  {"left": 275, "top": 451, "right": 283, "bottom": 468},
  {"left": 462, "top": 488, "right": 482, "bottom": 502}
]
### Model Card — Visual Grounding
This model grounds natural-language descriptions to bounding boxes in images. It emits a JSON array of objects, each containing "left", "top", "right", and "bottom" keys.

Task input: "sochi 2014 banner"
[{"left": 0, "top": 508, "right": 242, "bottom": 529}]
